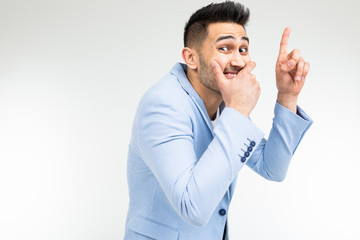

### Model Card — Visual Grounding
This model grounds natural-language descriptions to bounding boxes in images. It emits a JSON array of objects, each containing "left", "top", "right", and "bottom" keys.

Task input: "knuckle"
[{"left": 294, "top": 48, "right": 301, "bottom": 55}]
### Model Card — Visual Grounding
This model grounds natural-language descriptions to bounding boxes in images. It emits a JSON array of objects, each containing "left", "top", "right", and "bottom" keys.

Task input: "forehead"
[{"left": 206, "top": 22, "right": 247, "bottom": 42}]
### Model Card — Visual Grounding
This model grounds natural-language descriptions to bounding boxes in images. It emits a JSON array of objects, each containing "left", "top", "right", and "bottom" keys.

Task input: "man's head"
[
  {"left": 182, "top": 1, "right": 251, "bottom": 94},
  {"left": 184, "top": 1, "right": 249, "bottom": 50}
]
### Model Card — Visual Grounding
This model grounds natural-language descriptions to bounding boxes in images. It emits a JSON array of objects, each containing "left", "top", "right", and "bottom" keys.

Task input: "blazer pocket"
[{"left": 127, "top": 215, "right": 179, "bottom": 240}]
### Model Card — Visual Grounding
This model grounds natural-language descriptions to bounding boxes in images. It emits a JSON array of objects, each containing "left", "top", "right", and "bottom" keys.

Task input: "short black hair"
[{"left": 184, "top": 1, "right": 250, "bottom": 49}]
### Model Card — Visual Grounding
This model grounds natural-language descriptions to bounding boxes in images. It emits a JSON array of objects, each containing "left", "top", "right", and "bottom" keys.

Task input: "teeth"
[{"left": 225, "top": 73, "right": 236, "bottom": 77}]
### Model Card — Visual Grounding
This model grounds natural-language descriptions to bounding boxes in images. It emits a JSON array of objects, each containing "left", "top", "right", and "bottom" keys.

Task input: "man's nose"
[{"left": 230, "top": 51, "right": 246, "bottom": 68}]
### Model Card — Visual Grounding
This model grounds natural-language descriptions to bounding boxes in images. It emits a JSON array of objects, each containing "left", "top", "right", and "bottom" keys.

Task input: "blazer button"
[
  {"left": 250, "top": 141, "right": 256, "bottom": 147},
  {"left": 244, "top": 151, "right": 250, "bottom": 157},
  {"left": 241, "top": 157, "right": 246, "bottom": 163},
  {"left": 219, "top": 209, "right": 226, "bottom": 216},
  {"left": 247, "top": 146, "right": 253, "bottom": 152}
]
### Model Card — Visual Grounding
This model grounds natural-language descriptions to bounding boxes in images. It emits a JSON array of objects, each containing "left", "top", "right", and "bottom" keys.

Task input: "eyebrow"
[{"left": 215, "top": 35, "right": 249, "bottom": 43}]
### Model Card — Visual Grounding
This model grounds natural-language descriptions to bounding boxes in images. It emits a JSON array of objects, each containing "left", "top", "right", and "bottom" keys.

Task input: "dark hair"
[{"left": 184, "top": 1, "right": 250, "bottom": 49}]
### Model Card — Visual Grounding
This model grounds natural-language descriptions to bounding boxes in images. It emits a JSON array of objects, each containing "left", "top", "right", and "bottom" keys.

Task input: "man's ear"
[{"left": 182, "top": 47, "right": 198, "bottom": 70}]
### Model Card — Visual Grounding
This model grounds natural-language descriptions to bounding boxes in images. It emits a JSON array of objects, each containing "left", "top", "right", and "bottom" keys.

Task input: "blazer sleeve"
[
  {"left": 246, "top": 102, "right": 313, "bottom": 181},
  {"left": 136, "top": 94, "right": 264, "bottom": 226}
]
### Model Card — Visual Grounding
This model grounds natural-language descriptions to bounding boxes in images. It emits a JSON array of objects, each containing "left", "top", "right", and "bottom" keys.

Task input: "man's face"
[{"left": 197, "top": 22, "right": 251, "bottom": 94}]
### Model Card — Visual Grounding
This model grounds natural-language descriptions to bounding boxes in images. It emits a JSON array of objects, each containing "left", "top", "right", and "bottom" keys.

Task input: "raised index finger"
[{"left": 279, "top": 27, "right": 291, "bottom": 56}]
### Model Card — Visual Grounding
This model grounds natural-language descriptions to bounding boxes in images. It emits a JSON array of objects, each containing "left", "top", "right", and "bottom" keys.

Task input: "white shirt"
[{"left": 211, "top": 107, "right": 220, "bottom": 127}]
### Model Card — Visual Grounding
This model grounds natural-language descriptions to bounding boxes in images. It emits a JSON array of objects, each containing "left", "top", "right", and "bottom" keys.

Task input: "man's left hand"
[{"left": 275, "top": 27, "right": 310, "bottom": 113}]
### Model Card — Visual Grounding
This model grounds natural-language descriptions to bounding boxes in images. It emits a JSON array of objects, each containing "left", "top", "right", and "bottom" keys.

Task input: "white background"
[{"left": 1, "top": 0, "right": 359, "bottom": 239}]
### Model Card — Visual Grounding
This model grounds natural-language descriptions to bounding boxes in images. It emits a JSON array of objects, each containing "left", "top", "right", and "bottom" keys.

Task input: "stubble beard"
[{"left": 198, "top": 54, "right": 222, "bottom": 95}]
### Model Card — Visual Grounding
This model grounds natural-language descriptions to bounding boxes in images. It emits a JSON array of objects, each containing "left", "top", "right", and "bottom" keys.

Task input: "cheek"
[
  {"left": 211, "top": 54, "right": 229, "bottom": 71},
  {"left": 243, "top": 55, "right": 252, "bottom": 63}
]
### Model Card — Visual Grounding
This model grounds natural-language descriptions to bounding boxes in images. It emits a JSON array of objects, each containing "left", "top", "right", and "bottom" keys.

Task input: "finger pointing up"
[{"left": 278, "top": 27, "right": 291, "bottom": 59}]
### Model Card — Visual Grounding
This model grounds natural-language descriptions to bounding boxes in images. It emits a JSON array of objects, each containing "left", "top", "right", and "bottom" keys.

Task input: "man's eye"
[
  {"left": 240, "top": 48, "right": 248, "bottom": 53},
  {"left": 219, "top": 46, "right": 229, "bottom": 51}
]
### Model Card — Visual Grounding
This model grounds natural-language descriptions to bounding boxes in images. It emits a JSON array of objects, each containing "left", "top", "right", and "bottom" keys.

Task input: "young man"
[{"left": 124, "top": 2, "right": 312, "bottom": 239}]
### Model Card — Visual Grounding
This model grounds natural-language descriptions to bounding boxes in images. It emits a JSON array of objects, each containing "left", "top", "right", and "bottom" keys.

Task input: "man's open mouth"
[{"left": 224, "top": 72, "right": 238, "bottom": 79}]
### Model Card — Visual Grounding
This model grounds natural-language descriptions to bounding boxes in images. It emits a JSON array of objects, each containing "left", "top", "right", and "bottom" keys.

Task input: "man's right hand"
[{"left": 211, "top": 60, "right": 260, "bottom": 118}]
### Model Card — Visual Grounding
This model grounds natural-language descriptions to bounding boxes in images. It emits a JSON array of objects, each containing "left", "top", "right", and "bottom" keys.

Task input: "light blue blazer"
[{"left": 124, "top": 63, "right": 313, "bottom": 240}]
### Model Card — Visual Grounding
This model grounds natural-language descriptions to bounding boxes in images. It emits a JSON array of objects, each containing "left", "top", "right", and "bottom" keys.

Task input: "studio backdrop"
[{"left": 0, "top": 0, "right": 359, "bottom": 239}]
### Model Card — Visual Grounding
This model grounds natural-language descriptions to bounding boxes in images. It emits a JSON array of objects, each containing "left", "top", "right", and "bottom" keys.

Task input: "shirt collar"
[{"left": 170, "top": 63, "right": 199, "bottom": 98}]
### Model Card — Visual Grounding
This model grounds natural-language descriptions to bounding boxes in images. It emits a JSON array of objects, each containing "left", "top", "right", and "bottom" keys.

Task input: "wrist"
[
  {"left": 227, "top": 104, "right": 250, "bottom": 118},
  {"left": 277, "top": 93, "right": 298, "bottom": 113}
]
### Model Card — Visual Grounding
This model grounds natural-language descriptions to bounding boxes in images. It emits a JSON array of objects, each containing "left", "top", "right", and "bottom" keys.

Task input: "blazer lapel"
[{"left": 170, "top": 63, "right": 215, "bottom": 136}]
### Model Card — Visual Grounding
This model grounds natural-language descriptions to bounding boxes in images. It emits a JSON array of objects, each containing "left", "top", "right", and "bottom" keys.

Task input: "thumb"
[
  {"left": 280, "top": 59, "right": 296, "bottom": 72},
  {"left": 211, "top": 60, "right": 226, "bottom": 86}
]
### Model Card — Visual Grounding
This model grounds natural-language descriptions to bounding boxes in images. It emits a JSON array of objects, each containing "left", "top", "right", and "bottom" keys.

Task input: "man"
[{"left": 124, "top": 2, "right": 312, "bottom": 239}]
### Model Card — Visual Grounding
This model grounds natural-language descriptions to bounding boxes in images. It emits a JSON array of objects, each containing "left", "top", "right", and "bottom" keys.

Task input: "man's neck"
[{"left": 186, "top": 69, "right": 223, "bottom": 120}]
